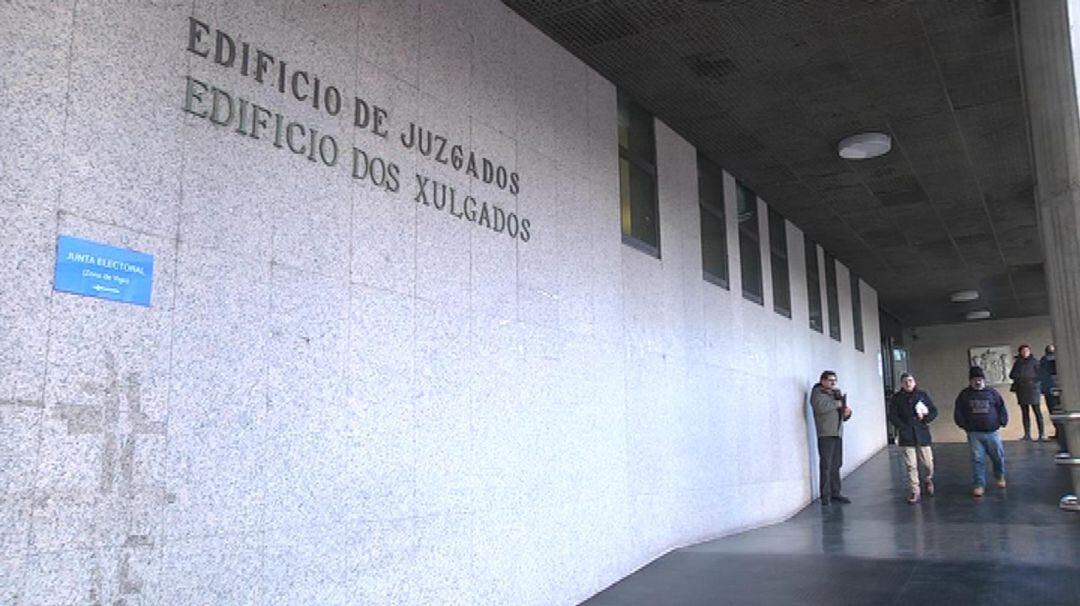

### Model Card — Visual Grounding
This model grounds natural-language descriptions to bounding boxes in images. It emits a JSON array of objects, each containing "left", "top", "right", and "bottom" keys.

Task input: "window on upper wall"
[
  {"left": 617, "top": 91, "right": 659, "bottom": 257},
  {"left": 805, "top": 235, "right": 823, "bottom": 333},
  {"left": 851, "top": 274, "right": 865, "bottom": 352},
  {"left": 825, "top": 252, "right": 841, "bottom": 342},
  {"left": 697, "top": 153, "right": 728, "bottom": 288},
  {"left": 737, "top": 182, "right": 763, "bottom": 305},
  {"left": 768, "top": 207, "right": 791, "bottom": 318}
]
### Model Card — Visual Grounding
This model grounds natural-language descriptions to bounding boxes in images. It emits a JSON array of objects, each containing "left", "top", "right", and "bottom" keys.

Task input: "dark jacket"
[
  {"left": 810, "top": 383, "right": 846, "bottom": 438},
  {"left": 954, "top": 386, "right": 1009, "bottom": 433},
  {"left": 1039, "top": 354, "right": 1058, "bottom": 395},
  {"left": 888, "top": 388, "right": 938, "bottom": 446},
  {"left": 1009, "top": 355, "right": 1041, "bottom": 405}
]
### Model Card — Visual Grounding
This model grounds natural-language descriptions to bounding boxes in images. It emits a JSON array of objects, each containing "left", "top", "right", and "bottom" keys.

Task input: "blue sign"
[{"left": 54, "top": 236, "right": 154, "bottom": 306}]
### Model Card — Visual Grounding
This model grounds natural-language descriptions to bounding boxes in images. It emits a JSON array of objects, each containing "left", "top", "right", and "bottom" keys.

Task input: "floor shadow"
[{"left": 582, "top": 442, "right": 1080, "bottom": 605}]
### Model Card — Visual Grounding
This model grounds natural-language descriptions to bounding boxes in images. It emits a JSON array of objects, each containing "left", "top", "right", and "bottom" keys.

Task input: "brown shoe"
[
  {"left": 996, "top": 478, "right": 1007, "bottom": 489},
  {"left": 972, "top": 486, "right": 985, "bottom": 497},
  {"left": 924, "top": 479, "right": 935, "bottom": 496}
]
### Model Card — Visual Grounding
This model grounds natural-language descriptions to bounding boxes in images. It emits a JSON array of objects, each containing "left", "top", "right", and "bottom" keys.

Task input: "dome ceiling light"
[
  {"left": 838, "top": 132, "right": 892, "bottom": 160},
  {"left": 950, "top": 290, "right": 980, "bottom": 303},
  {"left": 965, "top": 310, "right": 992, "bottom": 321}
]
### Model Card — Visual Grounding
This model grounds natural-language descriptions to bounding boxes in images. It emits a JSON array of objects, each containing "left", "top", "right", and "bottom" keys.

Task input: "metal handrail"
[{"left": 1050, "top": 391, "right": 1080, "bottom": 512}]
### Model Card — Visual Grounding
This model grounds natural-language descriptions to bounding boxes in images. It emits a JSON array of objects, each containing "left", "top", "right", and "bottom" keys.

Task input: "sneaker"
[
  {"left": 832, "top": 495, "right": 852, "bottom": 504},
  {"left": 1021, "top": 435, "right": 1032, "bottom": 441},
  {"left": 1040, "top": 436, "right": 1051, "bottom": 442},
  {"left": 1057, "top": 452, "right": 1071, "bottom": 459},
  {"left": 821, "top": 498, "right": 831, "bottom": 507},
  {"left": 907, "top": 492, "right": 920, "bottom": 505},
  {"left": 972, "top": 486, "right": 985, "bottom": 497},
  {"left": 996, "top": 478, "right": 1007, "bottom": 489},
  {"left": 924, "top": 479, "right": 935, "bottom": 496}
]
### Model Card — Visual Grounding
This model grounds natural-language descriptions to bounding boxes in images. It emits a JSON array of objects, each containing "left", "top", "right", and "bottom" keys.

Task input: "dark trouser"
[
  {"left": 1047, "top": 392, "right": 1068, "bottom": 453},
  {"left": 1020, "top": 401, "right": 1045, "bottom": 438},
  {"left": 817, "top": 436, "right": 843, "bottom": 500}
]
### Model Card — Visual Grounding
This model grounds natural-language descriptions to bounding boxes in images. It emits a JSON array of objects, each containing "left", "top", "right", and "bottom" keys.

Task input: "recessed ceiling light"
[
  {"left": 965, "top": 310, "right": 991, "bottom": 321},
  {"left": 950, "top": 290, "right": 980, "bottom": 303},
  {"left": 838, "top": 132, "right": 892, "bottom": 160}
]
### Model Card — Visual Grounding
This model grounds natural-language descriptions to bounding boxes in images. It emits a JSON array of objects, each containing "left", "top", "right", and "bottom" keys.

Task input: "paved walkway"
[{"left": 583, "top": 441, "right": 1080, "bottom": 605}]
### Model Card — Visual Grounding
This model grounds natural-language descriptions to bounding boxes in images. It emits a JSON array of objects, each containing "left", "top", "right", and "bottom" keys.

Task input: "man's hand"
[{"left": 841, "top": 405, "right": 852, "bottom": 421}]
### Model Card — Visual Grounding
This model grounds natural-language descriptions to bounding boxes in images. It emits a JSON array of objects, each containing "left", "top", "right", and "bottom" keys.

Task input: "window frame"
[
  {"left": 825, "top": 251, "right": 842, "bottom": 342},
  {"left": 617, "top": 91, "right": 660, "bottom": 258},
  {"left": 697, "top": 152, "right": 729, "bottom": 289},
  {"left": 768, "top": 206, "right": 791, "bottom": 319},
  {"left": 851, "top": 273, "right": 865, "bottom": 352},
  {"left": 736, "top": 182, "right": 764, "bottom": 306},
  {"left": 805, "top": 235, "right": 824, "bottom": 334}
]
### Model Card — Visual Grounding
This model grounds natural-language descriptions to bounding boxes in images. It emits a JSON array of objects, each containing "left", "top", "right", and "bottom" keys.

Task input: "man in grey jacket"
[{"left": 811, "top": 370, "right": 852, "bottom": 506}]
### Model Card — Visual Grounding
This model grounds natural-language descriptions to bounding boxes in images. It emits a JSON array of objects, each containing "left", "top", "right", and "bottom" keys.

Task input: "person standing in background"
[
  {"left": 1041, "top": 345, "right": 1068, "bottom": 457},
  {"left": 1010, "top": 344, "right": 1045, "bottom": 441},
  {"left": 810, "top": 370, "right": 853, "bottom": 506},
  {"left": 888, "top": 373, "right": 938, "bottom": 504}
]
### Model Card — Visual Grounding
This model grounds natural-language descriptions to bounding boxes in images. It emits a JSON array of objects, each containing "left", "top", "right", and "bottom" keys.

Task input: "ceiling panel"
[
  {"left": 507, "top": 0, "right": 1041, "bottom": 326},
  {"left": 914, "top": 0, "right": 1012, "bottom": 33},
  {"left": 926, "top": 12, "right": 1015, "bottom": 60}
]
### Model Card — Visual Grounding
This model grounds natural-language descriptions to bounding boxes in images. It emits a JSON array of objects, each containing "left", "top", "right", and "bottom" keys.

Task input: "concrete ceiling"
[{"left": 505, "top": 0, "right": 1045, "bottom": 327}]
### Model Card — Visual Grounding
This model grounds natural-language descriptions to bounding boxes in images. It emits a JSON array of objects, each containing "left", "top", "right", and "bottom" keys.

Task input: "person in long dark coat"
[{"left": 1010, "top": 344, "right": 1044, "bottom": 440}]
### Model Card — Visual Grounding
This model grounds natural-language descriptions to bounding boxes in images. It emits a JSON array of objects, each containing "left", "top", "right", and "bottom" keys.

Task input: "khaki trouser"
[{"left": 902, "top": 446, "right": 934, "bottom": 493}]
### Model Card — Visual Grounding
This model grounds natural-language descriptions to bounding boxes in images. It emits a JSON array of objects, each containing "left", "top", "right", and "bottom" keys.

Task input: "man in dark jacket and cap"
[
  {"left": 955, "top": 366, "right": 1009, "bottom": 497},
  {"left": 1040, "top": 345, "right": 1067, "bottom": 455},
  {"left": 1010, "top": 344, "right": 1045, "bottom": 440},
  {"left": 810, "top": 370, "right": 852, "bottom": 506},
  {"left": 888, "top": 373, "right": 938, "bottom": 504}
]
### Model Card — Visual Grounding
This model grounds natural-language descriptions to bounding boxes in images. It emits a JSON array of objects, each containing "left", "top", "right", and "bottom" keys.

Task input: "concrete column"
[{"left": 1017, "top": 0, "right": 1080, "bottom": 493}]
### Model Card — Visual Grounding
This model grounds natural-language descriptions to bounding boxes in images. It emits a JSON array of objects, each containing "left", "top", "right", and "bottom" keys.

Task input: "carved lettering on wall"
[{"left": 182, "top": 17, "right": 531, "bottom": 243}]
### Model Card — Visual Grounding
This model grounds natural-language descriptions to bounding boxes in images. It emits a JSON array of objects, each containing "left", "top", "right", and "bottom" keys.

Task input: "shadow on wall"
[{"left": 802, "top": 384, "right": 819, "bottom": 500}]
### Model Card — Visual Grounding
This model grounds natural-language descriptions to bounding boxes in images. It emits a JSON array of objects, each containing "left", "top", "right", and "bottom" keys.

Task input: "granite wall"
[{"left": 0, "top": 1, "right": 885, "bottom": 603}]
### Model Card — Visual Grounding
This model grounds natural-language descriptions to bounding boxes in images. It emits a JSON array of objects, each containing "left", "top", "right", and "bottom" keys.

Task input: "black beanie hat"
[{"left": 969, "top": 366, "right": 985, "bottom": 379}]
